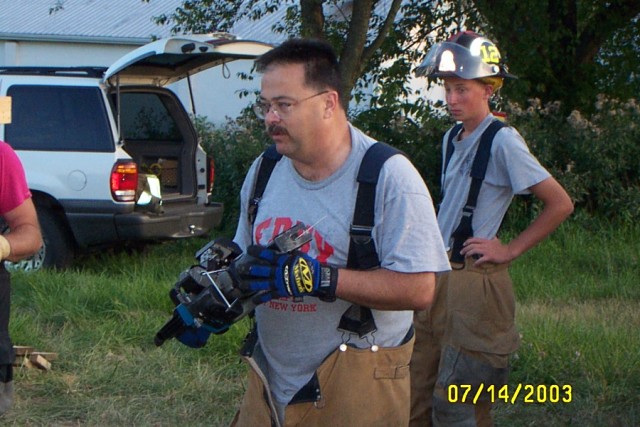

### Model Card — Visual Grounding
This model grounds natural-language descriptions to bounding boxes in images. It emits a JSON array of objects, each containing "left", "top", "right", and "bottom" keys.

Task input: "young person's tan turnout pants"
[{"left": 410, "top": 257, "right": 521, "bottom": 427}]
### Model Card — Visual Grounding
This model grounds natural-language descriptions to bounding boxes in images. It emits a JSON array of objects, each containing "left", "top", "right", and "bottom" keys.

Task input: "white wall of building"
[
  {"left": 1, "top": 40, "right": 125, "bottom": 66},
  {"left": 170, "top": 61, "right": 260, "bottom": 120}
]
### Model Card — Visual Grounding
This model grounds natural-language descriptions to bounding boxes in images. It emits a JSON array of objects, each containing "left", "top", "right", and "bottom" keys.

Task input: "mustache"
[{"left": 267, "top": 124, "right": 288, "bottom": 136}]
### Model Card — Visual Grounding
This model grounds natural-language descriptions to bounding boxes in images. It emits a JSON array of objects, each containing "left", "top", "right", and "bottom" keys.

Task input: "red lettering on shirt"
[
  {"left": 253, "top": 217, "right": 336, "bottom": 263},
  {"left": 290, "top": 303, "right": 318, "bottom": 313},
  {"left": 314, "top": 229, "right": 334, "bottom": 263},
  {"left": 266, "top": 300, "right": 289, "bottom": 311},
  {"left": 273, "top": 217, "right": 293, "bottom": 239},
  {"left": 254, "top": 217, "right": 273, "bottom": 244},
  {"left": 264, "top": 299, "right": 318, "bottom": 313}
]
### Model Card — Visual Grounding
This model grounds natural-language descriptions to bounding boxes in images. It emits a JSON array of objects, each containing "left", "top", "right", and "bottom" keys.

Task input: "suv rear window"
[
  {"left": 118, "top": 92, "right": 182, "bottom": 141},
  {"left": 5, "top": 85, "right": 113, "bottom": 152}
]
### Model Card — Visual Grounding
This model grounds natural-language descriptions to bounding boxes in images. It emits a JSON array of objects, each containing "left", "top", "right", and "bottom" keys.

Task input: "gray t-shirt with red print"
[{"left": 234, "top": 124, "right": 449, "bottom": 406}]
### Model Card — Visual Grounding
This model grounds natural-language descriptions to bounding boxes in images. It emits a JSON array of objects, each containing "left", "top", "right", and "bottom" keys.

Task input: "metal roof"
[
  {"left": 0, "top": 0, "right": 183, "bottom": 45},
  {"left": 0, "top": 1, "right": 394, "bottom": 46}
]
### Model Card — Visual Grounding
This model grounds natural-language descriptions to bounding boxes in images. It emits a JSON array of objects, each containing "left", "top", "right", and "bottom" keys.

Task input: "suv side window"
[
  {"left": 119, "top": 92, "right": 182, "bottom": 141},
  {"left": 5, "top": 85, "right": 113, "bottom": 152}
]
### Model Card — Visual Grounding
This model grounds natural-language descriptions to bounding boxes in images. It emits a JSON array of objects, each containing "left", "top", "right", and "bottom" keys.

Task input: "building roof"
[
  {"left": 0, "top": 1, "right": 393, "bottom": 46},
  {"left": 0, "top": 0, "right": 182, "bottom": 45}
]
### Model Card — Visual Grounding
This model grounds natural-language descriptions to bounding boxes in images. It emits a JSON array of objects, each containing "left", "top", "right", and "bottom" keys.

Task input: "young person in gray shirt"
[{"left": 409, "top": 31, "right": 574, "bottom": 427}]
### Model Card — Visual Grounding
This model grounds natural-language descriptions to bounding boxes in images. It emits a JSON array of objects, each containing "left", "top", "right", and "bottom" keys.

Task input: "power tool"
[{"left": 154, "top": 223, "right": 312, "bottom": 346}]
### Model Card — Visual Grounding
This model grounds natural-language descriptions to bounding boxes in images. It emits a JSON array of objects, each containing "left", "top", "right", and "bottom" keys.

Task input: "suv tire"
[{"left": 35, "top": 208, "right": 75, "bottom": 270}]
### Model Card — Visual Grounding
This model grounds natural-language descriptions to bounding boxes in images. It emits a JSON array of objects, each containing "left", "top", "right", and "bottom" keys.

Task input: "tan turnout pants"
[
  {"left": 231, "top": 334, "right": 415, "bottom": 427},
  {"left": 410, "top": 257, "right": 520, "bottom": 427}
]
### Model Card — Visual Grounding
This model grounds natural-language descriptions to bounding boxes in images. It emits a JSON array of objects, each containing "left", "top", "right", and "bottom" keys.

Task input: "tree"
[
  {"left": 145, "top": 0, "right": 466, "bottom": 116},
  {"left": 471, "top": 0, "right": 640, "bottom": 112},
  {"left": 146, "top": 0, "right": 640, "bottom": 116},
  {"left": 145, "top": 0, "right": 640, "bottom": 222}
]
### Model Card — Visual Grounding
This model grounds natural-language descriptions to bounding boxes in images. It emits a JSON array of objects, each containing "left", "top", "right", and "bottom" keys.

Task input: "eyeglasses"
[{"left": 252, "top": 90, "right": 329, "bottom": 120}]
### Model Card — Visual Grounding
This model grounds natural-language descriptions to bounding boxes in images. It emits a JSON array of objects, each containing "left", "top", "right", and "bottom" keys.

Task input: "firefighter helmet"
[{"left": 415, "top": 31, "right": 516, "bottom": 81}]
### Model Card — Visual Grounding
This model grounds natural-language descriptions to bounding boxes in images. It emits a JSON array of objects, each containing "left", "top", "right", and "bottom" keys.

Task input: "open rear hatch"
[
  {"left": 104, "top": 34, "right": 273, "bottom": 87},
  {"left": 103, "top": 34, "right": 272, "bottom": 210}
]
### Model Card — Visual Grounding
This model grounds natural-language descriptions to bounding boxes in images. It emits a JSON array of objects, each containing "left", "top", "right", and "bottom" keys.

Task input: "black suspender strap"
[
  {"left": 347, "top": 142, "right": 404, "bottom": 270},
  {"left": 342, "top": 142, "right": 403, "bottom": 338},
  {"left": 449, "top": 120, "right": 505, "bottom": 263},
  {"left": 248, "top": 144, "right": 282, "bottom": 225},
  {"left": 444, "top": 123, "right": 464, "bottom": 176},
  {"left": 440, "top": 123, "right": 463, "bottom": 203},
  {"left": 248, "top": 142, "right": 403, "bottom": 338}
]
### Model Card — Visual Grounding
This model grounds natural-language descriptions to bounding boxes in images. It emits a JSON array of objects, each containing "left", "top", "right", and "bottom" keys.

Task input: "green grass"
[
  {"left": 495, "top": 221, "right": 640, "bottom": 426},
  {"left": 509, "top": 221, "right": 640, "bottom": 302},
  {"left": 496, "top": 299, "right": 640, "bottom": 426},
  {"left": 2, "top": 221, "right": 639, "bottom": 426},
  {"left": 6, "top": 238, "right": 250, "bottom": 426}
]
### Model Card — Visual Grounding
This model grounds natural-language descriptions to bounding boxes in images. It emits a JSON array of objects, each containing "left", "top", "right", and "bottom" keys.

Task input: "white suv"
[{"left": 0, "top": 35, "right": 271, "bottom": 271}]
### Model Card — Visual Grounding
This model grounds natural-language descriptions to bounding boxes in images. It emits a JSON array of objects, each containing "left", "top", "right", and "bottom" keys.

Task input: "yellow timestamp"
[{"left": 447, "top": 384, "right": 573, "bottom": 404}]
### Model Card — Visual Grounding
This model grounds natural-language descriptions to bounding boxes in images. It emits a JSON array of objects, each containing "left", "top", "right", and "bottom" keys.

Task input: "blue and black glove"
[{"left": 232, "top": 245, "right": 338, "bottom": 304}]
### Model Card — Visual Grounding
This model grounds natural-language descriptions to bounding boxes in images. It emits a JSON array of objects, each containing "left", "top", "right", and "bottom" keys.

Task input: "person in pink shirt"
[{"left": 0, "top": 140, "right": 42, "bottom": 413}]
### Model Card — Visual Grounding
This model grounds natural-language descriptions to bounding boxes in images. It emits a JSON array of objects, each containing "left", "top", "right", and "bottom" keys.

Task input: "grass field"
[{"left": 1, "top": 220, "right": 638, "bottom": 426}]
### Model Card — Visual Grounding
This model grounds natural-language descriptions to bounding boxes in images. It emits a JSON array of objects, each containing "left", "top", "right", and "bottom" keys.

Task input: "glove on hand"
[
  {"left": 0, "top": 236, "right": 10, "bottom": 261},
  {"left": 233, "top": 245, "right": 338, "bottom": 304}
]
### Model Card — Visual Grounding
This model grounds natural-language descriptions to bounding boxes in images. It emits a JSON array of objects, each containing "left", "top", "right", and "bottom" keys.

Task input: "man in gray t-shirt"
[{"left": 228, "top": 39, "right": 449, "bottom": 427}]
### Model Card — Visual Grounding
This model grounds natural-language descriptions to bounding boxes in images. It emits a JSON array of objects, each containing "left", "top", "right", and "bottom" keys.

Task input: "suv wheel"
[{"left": 3, "top": 208, "right": 75, "bottom": 272}]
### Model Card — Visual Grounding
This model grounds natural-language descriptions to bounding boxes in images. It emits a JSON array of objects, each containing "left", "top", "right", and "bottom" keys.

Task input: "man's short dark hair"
[{"left": 255, "top": 38, "right": 341, "bottom": 97}]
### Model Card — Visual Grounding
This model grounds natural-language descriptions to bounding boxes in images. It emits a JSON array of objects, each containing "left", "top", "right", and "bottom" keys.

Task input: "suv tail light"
[
  {"left": 111, "top": 161, "right": 138, "bottom": 202},
  {"left": 206, "top": 156, "right": 215, "bottom": 193}
]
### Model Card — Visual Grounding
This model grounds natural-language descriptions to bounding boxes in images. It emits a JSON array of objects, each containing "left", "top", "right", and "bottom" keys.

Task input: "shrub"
[
  {"left": 506, "top": 96, "right": 640, "bottom": 223},
  {"left": 195, "top": 106, "right": 451, "bottom": 233},
  {"left": 352, "top": 105, "right": 452, "bottom": 197},
  {"left": 194, "top": 112, "right": 270, "bottom": 234},
  {"left": 194, "top": 95, "right": 640, "bottom": 232}
]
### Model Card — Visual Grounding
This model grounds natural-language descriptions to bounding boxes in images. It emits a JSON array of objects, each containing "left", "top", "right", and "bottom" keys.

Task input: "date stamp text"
[{"left": 447, "top": 384, "right": 573, "bottom": 404}]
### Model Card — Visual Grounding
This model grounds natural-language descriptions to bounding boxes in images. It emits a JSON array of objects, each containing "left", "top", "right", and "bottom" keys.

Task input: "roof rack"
[{"left": 0, "top": 66, "right": 107, "bottom": 78}]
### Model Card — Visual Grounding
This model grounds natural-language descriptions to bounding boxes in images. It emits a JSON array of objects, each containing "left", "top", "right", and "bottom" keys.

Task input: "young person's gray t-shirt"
[
  {"left": 438, "top": 114, "right": 551, "bottom": 249},
  {"left": 234, "top": 124, "right": 449, "bottom": 406}
]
